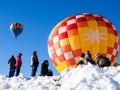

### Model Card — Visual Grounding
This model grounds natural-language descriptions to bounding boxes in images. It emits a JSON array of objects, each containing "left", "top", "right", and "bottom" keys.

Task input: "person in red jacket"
[{"left": 15, "top": 53, "right": 22, "bottom": 76}]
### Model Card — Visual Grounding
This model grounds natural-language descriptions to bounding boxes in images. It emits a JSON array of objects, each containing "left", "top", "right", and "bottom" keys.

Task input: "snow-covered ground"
[{"left": 0, "top": 63, "right": 120, "bottom": 90}]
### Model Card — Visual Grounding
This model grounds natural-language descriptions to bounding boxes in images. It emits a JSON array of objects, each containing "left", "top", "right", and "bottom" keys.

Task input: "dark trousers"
[
  {"left": 16, "top": 66, "right": 21, "bottom": 76},
  {"left": 9, "top": 68, "right": 15, "bottom": 77},
  {"left": 31, "top": 66, "right": 37, "bottom": 77}
]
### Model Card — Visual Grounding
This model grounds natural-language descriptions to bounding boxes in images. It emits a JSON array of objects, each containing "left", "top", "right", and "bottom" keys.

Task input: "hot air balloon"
[
  {"left": 48, "top": 13, "right": 119, "bottom": 73},
  {"left": 10, "top": 22, "right": 23, "bottom": 38}
]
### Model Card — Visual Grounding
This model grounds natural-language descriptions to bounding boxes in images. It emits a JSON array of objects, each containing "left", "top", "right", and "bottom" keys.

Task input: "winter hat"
[
  {"left": 86, "top": 51, "right": 90, "bottom": 54},
  {"left": 19, "top": 53, "right": 22, "bottom": 56},
  {"left": 33, "top": 51, "right": 37, "bottom": 54},
  {"left": 44, "top": 60, "right": 48, "bottom": 62}
]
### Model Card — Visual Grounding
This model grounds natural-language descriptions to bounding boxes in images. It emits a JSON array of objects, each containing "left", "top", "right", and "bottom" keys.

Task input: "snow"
[{"left": 0, "top": 63, "right": 120, "bottom": 90}]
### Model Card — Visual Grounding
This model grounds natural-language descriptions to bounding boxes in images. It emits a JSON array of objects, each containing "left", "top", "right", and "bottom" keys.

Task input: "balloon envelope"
[
  {"left": 10, "top": 23, "right": 23, "bottom": 38},
  {"left": 48, "top": 13, "right": 119, "bottom": 73}
]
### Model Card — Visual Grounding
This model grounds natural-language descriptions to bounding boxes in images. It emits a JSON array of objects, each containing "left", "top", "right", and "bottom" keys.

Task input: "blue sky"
[{"left": 0, "top": 0, "right": 120, "bottom": 77}]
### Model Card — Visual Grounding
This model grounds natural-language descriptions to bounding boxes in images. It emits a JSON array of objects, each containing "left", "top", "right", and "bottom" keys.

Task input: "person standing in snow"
[
  {"left": 8, "top": 55, "right": 16, "bottom": 77},
  {"left": 84, "top": 51, "right": 96, "bottom": 65},
  {"left": 77, "top": 53, "right": 85, "bottom": 65},
  {"left": 31, "top": 51, "right": 39, "bottom": 77},
  {"left": 15, "top": 53, "right": 22, "bottom": 76}
]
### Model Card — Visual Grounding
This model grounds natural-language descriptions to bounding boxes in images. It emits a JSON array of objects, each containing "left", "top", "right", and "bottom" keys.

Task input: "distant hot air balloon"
[
  {"left": 10, "top": 22, "right": 23, "bottom": 38},
  {"left": 48, "top": 13, "right": 119, "bottom": 73}
]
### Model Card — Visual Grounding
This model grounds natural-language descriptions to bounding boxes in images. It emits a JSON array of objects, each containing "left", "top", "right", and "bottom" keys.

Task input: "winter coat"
[
  {"left": 77, "top": 57, "right": 84, "bottom": 65},
  {"left": 31, "top": 54, "right": 39, "bottom": 67},
  {"left": 8, "top": 56, "right": 16, "bottom": 68},
  {"left": 96, "top": 55, "right": 111, "bottom": 67},
  {"left": 40, "top": 60, "right": 49, "bottom": 76},
  {"left": 84, "top": 54, "right": 95, "bottom": 65},
  {"left": 16, "top": 55, "right": 22, "bottom": 67},
  {"left": 47, "top": 69, "right": 53, "bottom": 76}
]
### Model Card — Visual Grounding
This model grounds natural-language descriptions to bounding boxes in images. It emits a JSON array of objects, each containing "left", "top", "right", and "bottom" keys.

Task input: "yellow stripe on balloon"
[
  {"left": 108, "top": 34, "right": 115, "bottom": 48},
  {"left": 56, "top": 65, "right": 64, "bottom": 73},
  {"left": 68, "top": 35, "right": 80, "bottom": 50},
  {"left": 92, "top": 46, "right": 99, "bottom": 54},
  {"left": 87, "top": 20, "right": 98, "bottom": 31},
  {"left": 114, "top": 36, "right": 119, "bottom": 43},
  {"left": 60, "top": 38, "right": 70, "bottom": 47},
  {"left": 55, "top": 57, "right": 64, "bottom": 72},
  {"left": 100, "top": 46, "right": 107, "bottom": 53},
  {"left": 99, "top": 26, "right": 108, "bottom": 33},
  {"left": 78, "top": 27, "right": 89, "bottom": 34},
  {"left": 62, "top": 61, "right": 69, "bottom": 68}
]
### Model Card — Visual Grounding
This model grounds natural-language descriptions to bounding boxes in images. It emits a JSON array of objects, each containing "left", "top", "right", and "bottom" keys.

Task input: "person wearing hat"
[
  {"left": 15, "top": 52, "right": 22, "bottom": 76},
  {"left": 31, "top": 51, "right": 39, "bottom": 77},
  {"left": 84, "top": 51, "right": 96, "bottom": 65}
]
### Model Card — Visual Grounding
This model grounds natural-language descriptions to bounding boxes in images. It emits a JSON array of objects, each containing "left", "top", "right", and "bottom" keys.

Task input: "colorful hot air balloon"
[
  {"left": 48, "top": 13, "right": 119, "bottom": 73},
  {"left": 10, "top": 22, "right": 23, "bottom": 38}
]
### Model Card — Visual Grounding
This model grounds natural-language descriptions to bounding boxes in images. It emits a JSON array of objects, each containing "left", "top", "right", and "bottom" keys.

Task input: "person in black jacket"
[
  {"left": 31, "top": 51, "right": 39, "bottom": 77},
  {"left": 40, "top": 60, "right": 53, "bottom": 76},
  {"left": 84, "top": 51, "right": 96, "bottom": 65},
  {"left": 8, "top": 55, "right": 16, "bottom": 77},
  {"left": 95, "top": 53, "right": 111, "bottom": 67},
  {"left": 77, "top": 53, "right": 85, "bottom": 65},
  {"left": 40, "top": 60, "right": 49, "bottom": 76}
]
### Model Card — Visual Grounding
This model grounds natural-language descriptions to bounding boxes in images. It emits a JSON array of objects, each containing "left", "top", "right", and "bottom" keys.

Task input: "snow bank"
[{"left": 0, "top": 64, "right": 120, "bottom": 90}]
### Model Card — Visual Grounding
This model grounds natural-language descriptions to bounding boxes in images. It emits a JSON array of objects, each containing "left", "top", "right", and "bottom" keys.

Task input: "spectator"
[
  {"left": 31, "top": 51, "right": 39, "bottom": 77},
  {"left": 84, "top": 51, "right": 96, "bottom": 65},
  {"left": 15, "top": 53, "right": 22, "bottom": 76},
  {"left": 77, "top": 53, "right": 85, "bottom": 65},
  {"left": 95, "top": 53, "right": 111, "bottom": 67},
  {"left": 40, "top": 60, "right": 53, "bottom": 76},
  {"left": 8, "top": 55, "right": 16, "bottom": 77}
]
